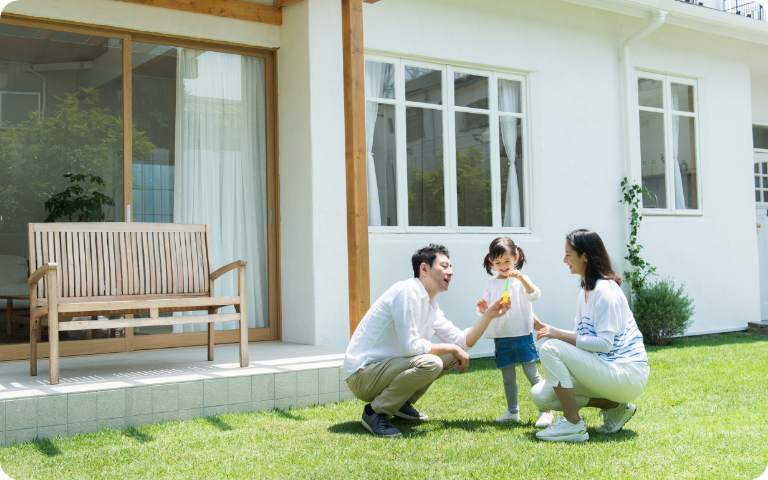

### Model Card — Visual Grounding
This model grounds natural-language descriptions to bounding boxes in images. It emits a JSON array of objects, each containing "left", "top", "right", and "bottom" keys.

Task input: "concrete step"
[{"left": 748, "top": 321, "right": 768, "bottom": 336}]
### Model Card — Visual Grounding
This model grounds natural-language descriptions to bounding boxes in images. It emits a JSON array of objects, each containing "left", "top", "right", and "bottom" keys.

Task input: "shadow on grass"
[
  {"left": 273, "top": 409, "right": 306, "bottom": 421},
  {"left": 328, "top": 418, "right": 536, "bottom": 438},
  {"left": 123, "top": 427, "right": 154, "bottom": 443},
  {"left": 31, "top": 437, "right": 62, "bottom": 457},
  {"left": 646, "top": 332, "right": 767, "bottom": 352},
  {"left": 205, "top": 416, "right": 233, "bottom": 431},
  {"left": 522, "top": 428, "right": 638, "bottom": 443}
]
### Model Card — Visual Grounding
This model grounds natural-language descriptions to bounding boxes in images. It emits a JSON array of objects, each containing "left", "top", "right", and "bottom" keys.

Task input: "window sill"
[
  {"left": 368, "top": 227, "right": 534, "bottom": 234},
  {"left": 640, "top": 209, "right": 703, "bottom": 216}
]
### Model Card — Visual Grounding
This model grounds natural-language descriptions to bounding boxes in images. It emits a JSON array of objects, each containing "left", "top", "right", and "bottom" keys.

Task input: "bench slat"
[
  {"left": 57, "top": 313, "right": 241, "bottom": 331},
  {"left": 54, "top": 296, "right": 241, "bottom": 313}
]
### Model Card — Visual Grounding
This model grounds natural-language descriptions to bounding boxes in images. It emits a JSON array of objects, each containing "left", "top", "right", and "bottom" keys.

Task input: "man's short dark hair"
[{"left": 412, "top": 244, "right": 450, "bottom": 278}]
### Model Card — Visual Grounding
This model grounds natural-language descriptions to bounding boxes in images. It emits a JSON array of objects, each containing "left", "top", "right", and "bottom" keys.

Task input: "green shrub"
[{"left": 632, "top": 279, "right": 695, "bottom": 346}]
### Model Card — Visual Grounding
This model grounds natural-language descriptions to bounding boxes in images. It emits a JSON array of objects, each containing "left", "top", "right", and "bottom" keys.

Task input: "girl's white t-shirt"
[{"left": 476, "top": 276, "right": 541, "bottom": 338}]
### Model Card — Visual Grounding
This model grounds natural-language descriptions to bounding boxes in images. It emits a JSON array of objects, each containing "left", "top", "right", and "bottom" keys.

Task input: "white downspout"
[
  {"left": 619, "top": 11, "right": 665, "bottom": 300},
  {"left": 620, "top": 11, "right": 666, "bottom": 180}
]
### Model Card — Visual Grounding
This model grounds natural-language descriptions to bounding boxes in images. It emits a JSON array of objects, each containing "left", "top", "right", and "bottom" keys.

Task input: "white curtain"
[
  {"left": 498, "top": 81, "right": 521, "bottom": 227},
  {"left": 365, "top": 63, "right": 386, "bottom": 226},
  {"left": 671, "top": 91, "right": 686, "bottom": 209},
  {"left": 172, "top": 49, "right": 269, "bottom": 332}
]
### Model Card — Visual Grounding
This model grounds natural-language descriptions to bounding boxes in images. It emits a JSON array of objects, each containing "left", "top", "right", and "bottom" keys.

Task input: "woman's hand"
[
  {"left": 535, "top": 325, "right": 559, "bottom": 341},
  {"left": 476, "top": 299, "right": 488, "bottom": 314}
]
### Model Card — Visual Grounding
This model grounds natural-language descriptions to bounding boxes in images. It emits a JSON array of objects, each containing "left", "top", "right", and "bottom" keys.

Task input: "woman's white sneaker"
[
  {"left": 494, "top": 410, "right": 520, "bottom": 422},
  {"left": 535, "top": 417, "right": 589, "bottom": 442},
  {"left": 535, "top": 411, "right": 555, "bottom": 428},
  {"left": 596, "top": 403, "right": 637, "bottom": 433}
]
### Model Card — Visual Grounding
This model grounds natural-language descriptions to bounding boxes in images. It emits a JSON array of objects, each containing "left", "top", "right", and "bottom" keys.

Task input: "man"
[{"left": 343, "top": 244, "right": 511, "bottom": 437}]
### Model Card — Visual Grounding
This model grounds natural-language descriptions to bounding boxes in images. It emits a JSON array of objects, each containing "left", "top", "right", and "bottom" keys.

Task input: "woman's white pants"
[{"left": 531, "top": 338, "right": 649, "bottom": 412}]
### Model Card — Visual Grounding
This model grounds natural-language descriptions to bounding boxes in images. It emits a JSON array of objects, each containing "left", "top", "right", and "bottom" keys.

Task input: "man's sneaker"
[
  {"left": 596, "top": 403, "right": 637, "bottom": 434},
  {"left": 394, "top": 402, "right": 428, "bottom": 421},
  {"left": 534, "top": 411, "right": 555, "bottom": 428},
  {"left": 361, "top": 409, "right": 402, "bottom": 437},
  {"left": 494, "top": 410, "right": 520, "bottom": 422},
  {"left": 535, "top": 417, "right": 589, "bottom": 443}
]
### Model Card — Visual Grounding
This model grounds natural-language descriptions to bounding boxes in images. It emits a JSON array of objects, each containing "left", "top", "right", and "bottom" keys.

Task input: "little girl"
[{"left": 477, "top": 237, "right": 554, "bottom": 427}]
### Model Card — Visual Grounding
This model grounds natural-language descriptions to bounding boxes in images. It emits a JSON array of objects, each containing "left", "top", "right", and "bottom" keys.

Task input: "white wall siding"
[{"left": 361, "top": 0, "right": 760, "bottom": 355}]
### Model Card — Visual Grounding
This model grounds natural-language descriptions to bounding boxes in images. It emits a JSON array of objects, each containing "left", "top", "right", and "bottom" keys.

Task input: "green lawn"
[{"left": 2, "top": 332, "right": 767, "bottom": 479}]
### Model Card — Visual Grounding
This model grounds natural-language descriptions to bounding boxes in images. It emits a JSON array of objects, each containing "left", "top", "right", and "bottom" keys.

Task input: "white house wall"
[{"left": 363, "top": 0, "right": 760, "bottom": 356}]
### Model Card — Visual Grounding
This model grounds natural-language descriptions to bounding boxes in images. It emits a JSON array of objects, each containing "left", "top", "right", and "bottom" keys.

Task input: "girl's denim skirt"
[{"left": 494, "top": 334, "right": 539, "bottom": 369}]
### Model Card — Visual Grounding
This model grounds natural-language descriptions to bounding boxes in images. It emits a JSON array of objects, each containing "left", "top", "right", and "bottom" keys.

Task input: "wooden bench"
[{"left": 27, "top": 222, "right": 249, "bottom": 385}]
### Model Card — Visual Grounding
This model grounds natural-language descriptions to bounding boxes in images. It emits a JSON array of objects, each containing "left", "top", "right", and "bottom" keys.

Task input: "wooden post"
[{"left": 341, "top": 0, "right": 370, "bottom": 337}]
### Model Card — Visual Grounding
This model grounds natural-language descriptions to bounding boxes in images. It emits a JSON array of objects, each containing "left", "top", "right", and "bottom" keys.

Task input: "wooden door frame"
[{"left": 0, "top": 14, "right": 282, "bottom": 362}]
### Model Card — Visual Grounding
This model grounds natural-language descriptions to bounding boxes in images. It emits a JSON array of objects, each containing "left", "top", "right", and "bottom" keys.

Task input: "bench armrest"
[
  {"left": 28, "top": 263, "right": 57, "bottom": 286},
  {"left": 210, "top": 260, "right": 247, "bottom": 282}
]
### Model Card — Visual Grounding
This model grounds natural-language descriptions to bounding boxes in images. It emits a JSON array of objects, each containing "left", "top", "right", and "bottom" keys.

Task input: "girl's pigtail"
[
  {"left": 515, "top": 245, "right": 527, "bottom": 271},
  {"left": 482, "top": 252, "right": 494, "bottom": 276}
]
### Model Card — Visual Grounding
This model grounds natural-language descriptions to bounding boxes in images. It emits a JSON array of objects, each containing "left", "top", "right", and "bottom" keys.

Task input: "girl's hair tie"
[{"left": 515, "top": 244, "right": 519, "bottom": 248}]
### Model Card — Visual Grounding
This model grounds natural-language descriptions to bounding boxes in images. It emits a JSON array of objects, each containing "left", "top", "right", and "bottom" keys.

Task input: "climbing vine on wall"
[{"left": 619, "top": 177, "right": 657, "bottom": 296}]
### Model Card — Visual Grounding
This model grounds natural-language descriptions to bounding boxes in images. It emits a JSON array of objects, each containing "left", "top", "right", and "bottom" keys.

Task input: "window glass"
[
  {"left": 639, "top": 111, "right": 667, "bottom": 209},
  {"left": 670, "top": 83, "right": 694, "bottom": 113},
  {"left": 130, "top": 42, "right": 270, "bottom": 334},
  {"left": 756, "top": 153, "right": 768, "bottom": 204},
  {"left": 368, "top": 102, "right": 398, "bottom": 226},
  {"left": 498, "top": 79, "right": 522, "bottom": 114},
  {"left": 0, "top": 24, "right": 123, "bottom": 346},
  {"left": 407, "top": 107, "right": 445, "bottom": 226},
  {"left": 455, "top": 112, "right": 491, "bottom": 226},
  {"left": 753, "top": 125, "right": 768, "bottom": 149},
  {"left": 499, "top": 117, "right": 524, "bottom": 227},
  {"left": 405, "top": 66, "right": 441, "bottom": 105},
  {"left": 454, "top": 73, "right": 488, "bottom": 109},
  {"left": 638, "top": 78, "right": 663, "bottom": 109},
  {"left": 365, "top": 60, "right": 395, "bottom": 100},
  {"left": 672, "top": 115, "right": 697, "bottom": 209}
]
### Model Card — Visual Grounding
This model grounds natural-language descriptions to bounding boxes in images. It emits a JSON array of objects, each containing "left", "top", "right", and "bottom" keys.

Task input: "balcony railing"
[{"left": 677, "top": 0, "right": 766, "bottom": 21}]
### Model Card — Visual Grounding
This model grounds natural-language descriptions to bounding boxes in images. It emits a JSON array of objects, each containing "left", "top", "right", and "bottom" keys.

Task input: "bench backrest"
[{"left": 28, "top": 223, "right": 212, "bottom": 303}]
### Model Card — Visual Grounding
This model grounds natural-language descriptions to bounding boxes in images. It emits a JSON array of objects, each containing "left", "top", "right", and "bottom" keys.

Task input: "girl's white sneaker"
[
  {"left": 535, "top": 411, "right": 554, "bottom": 428},
  {"left": 494, "top": 410, "right": 521, "bottom": 422}
]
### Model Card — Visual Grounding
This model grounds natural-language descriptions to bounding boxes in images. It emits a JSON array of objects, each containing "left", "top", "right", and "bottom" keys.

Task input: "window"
[
  {"left": 636, "top": 73, "right": 701, "bottom": 213},
  {"left": 365, "top": 56, "right": 529, "bottom": 232},
  {"left": 754, "top": 124, "right": 768, "bottom": 205}
]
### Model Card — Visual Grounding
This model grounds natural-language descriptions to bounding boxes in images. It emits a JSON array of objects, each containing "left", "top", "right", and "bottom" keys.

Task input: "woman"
[{"left": 531, "top": 229, "right": 649, "bottom": 443}]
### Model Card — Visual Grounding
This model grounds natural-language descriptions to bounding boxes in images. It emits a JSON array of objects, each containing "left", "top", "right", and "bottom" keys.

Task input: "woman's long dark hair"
[
  {"left": 483, "top": 237, "right": 526, "bottom": 275},
  {"left": 566, "top": 229, "right": 621, "bottom": 291}
]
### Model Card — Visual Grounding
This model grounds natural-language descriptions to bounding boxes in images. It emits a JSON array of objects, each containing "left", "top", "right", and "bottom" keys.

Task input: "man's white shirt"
[{"left": 343, "top": 278, "right": 471, "bottom": 380}]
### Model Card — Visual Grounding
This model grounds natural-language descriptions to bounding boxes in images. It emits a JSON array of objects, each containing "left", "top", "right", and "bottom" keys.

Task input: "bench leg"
[
  {"left": 30, "top": 317, "right": 38, "bottom": 376},
  {"left": 47, "top": 269, "right": 60, "bottom": 385},
  {"left": 237, "top": 263, "right": 249, "bottom": 368},
  {"left": 207, "top": 308, "right": 215, "bottom": 362},
  {"left": 6, "top": 299, "right": 11, "bottom": 336}
]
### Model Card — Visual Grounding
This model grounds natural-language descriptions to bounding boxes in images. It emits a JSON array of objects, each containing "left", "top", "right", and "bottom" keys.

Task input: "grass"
[{"left": 1, "top": 332, "right": 767, "bottom": 479}]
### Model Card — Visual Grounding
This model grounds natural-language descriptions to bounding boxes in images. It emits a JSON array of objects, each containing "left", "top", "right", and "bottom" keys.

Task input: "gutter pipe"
[{"left": 620, "top": 10, "right": 666, "bottom": 183}]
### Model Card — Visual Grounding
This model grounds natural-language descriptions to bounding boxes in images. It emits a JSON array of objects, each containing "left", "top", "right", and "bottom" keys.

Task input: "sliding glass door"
[{"left": 0, "top": 20, "right": 279, "bottom": 360}]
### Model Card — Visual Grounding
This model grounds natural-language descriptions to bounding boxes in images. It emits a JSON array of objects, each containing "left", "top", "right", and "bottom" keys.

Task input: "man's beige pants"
[{"left": 345, "top": 353, "right": 458, "bottom": 416}]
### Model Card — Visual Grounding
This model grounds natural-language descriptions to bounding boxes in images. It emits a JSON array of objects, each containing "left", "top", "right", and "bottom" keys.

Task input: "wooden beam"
[
  {"left": 341, "top": 0, "right": 370, "bottom": 338},
  {"left": 276, "top": 0, "right": 303, "bottom": 6},
  {"left": 116, "top": 0, "right": 282, "bottom": 26}
]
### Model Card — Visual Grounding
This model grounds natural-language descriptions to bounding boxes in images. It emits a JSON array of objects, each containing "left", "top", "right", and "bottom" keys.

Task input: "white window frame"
[
  {"left": 633, "top": 71, "right": 703, "bottom": 216},
  {"left": 365, "top": 53, "right": 532, "bottom": 234},
  {"left": 753, "top": 121, "right": 768, "bottom": 209}
]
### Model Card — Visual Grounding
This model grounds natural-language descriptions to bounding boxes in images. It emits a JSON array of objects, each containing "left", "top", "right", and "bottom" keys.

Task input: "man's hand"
[
  {"left": 486, "top": 296, "right": 512, "bottom": 318},
  {"left": 452, "top": 345, "right": 470, "bottom": 374},
  {"left": 476, "top": 299, "right": 488, "bottom": 313}
]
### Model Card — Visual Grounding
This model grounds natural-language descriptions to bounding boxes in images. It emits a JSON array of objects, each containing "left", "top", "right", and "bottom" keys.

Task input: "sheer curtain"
[
  {"left": 172, "top": 49, "right": 269, "bottom": 332},
  {"left": 671, "top": 92, "right": 686, "bottom": 209},
  {"left": 365, "top": 63, "right": 386, "bottom": 226},
  {"left": 498, "top": 82, "right": 521, "bottom": 227}
]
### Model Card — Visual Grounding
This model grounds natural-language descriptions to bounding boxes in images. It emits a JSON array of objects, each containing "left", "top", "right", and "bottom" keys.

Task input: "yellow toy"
[{"left": 502, "top": 275, "right": 510, "bottom": 304}]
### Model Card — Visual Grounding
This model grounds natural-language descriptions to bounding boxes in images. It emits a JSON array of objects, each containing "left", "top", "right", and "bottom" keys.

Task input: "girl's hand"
[
  {"left": 507, "top": 269, "right": 523, "bottom": 280},
  {"left": 533, "top": 314, "right": 545, "bottom": 331},
  {"left": 477, "top": 299, "right": 488, "bottom": 314}
]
